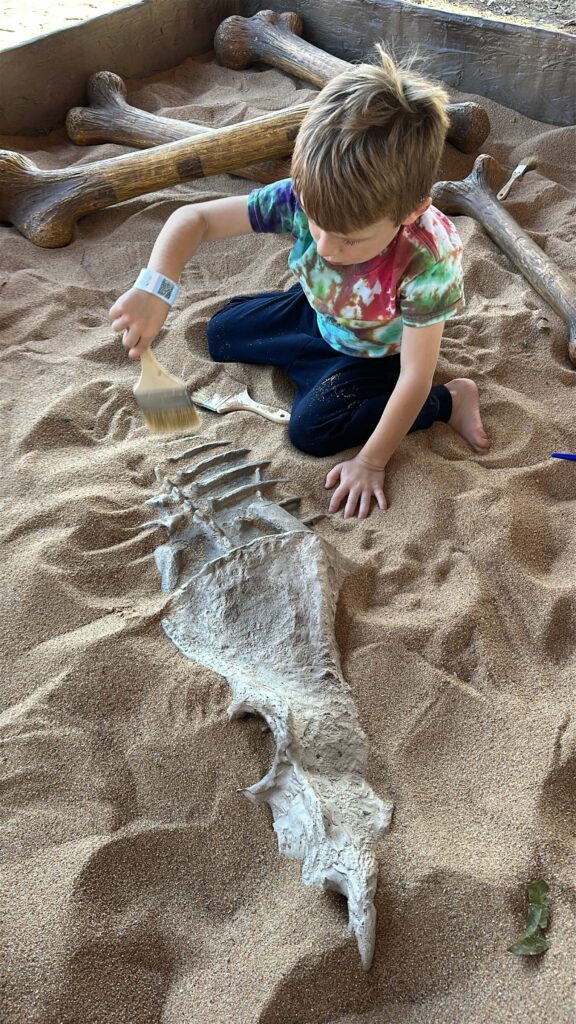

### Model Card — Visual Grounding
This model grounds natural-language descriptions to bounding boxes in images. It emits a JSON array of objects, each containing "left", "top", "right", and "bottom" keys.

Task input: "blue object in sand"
[{"left": 550, "top": 452, "right": 576, "bottom": 462}]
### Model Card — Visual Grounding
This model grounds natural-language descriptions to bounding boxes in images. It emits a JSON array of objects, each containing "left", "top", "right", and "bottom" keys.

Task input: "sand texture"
[{"left": 1, "top": 58, "right": 575, "bottom": 1024}]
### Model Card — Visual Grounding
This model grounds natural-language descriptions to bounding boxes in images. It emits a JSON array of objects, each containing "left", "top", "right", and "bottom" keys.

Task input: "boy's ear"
[{"left": 401, "top": 197, "right": 432, "bottom": 226}]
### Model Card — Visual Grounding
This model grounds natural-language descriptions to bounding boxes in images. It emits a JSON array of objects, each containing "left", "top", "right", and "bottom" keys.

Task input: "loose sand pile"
[{"left": 1, "top": 57, "right": 575, "bottom": 1024}]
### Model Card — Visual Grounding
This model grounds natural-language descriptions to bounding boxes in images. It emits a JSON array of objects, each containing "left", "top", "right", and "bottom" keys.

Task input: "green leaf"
[
  {"left": 508, "top": 933, "right": 551, "bottom": 957},
  {"left": 527, "top": 880, "right": 550, "bottom": 930},
  {"left": 527, "top": 880, "right": 549, "bottom": 906},
  {"left": 535, "top": 902, "right": 550, "bottom": 930},
  {"left": 508, "top": 879, "right": 551, "bottom": 957},
  {"left": 521, "top": 904, "right": 546, "bottom": 938}
]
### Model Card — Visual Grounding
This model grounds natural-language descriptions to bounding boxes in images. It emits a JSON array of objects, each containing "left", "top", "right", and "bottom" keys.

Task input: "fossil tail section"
[{"left": 147, "top": 441, "right": 392, "bottom": 968}]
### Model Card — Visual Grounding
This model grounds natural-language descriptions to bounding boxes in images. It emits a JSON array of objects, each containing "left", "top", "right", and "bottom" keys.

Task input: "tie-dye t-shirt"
[{"left": 247, "top": 178, "right": 464, "bottom": 358}]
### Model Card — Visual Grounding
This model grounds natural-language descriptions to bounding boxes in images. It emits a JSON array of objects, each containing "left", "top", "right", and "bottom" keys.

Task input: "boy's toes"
[{"left": 473, "top": 428, "right": 490, "bottom": 452}]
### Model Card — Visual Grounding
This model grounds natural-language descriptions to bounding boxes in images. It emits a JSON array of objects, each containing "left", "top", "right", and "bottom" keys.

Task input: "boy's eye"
[{"left": 344, "top": 239, "right": 361, "bottom": 247}]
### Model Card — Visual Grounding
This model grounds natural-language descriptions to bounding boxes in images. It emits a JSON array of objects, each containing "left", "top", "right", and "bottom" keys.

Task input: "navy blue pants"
[{"left": 207, "top": 283, "right": 452, "bottom": 457}]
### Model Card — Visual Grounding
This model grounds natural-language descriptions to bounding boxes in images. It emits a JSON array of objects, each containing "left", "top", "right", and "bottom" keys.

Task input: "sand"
[{"left": 1, "top": 56, "right": 575, "bottom": 1024}]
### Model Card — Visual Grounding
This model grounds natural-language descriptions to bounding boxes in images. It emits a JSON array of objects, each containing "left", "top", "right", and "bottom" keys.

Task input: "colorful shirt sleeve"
[
  {"left": 399, "top": 249, "right": 465, "bottom": 328},
  {"left": 247, "top": 178, "right": 300, "bottom": 235}
]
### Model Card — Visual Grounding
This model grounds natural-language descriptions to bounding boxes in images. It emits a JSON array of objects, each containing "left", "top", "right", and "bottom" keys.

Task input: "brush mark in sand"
[{"left": 144, "top": 439, "right": 392, "bottom": 969}]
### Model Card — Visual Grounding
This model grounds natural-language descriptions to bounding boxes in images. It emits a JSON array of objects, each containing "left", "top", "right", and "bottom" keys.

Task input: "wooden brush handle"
[
  {"left": 235, "top": 391, "right": 290, "bottom": 422},
  {"left": 136, "top": 346, "right": 179, "bottom": 391}
]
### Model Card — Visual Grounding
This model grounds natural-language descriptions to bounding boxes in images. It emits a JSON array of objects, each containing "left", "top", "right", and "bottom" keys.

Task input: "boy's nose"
[{"left": 316, "top": 232, "right": 339, "bottom": 259}]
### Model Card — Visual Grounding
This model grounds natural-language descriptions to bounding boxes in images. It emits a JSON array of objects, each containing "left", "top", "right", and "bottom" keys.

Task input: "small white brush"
[
  {"left": 190, "top": 383, "right": 290, "bottom": 423},
  {"left": 497, "top": 156, "right": 537, "bottom": 201},
  {"left": 134, "top": 348, "right": 201, "bottom": 434}
]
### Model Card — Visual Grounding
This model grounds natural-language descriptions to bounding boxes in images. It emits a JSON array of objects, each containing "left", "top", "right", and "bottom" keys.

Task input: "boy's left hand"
[{"left": 325, "top": 455, "right": 388, "bottom": 520}]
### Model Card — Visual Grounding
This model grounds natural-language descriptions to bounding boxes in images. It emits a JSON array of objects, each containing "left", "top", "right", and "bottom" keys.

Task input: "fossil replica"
[
  {"left": 432, "top": 154, "right": 576, "bottom": 365},
  {"left": 144, "top": 438, "right": 392, "bottom": 970},
  {"left": 213, "top": 10, "right": 491, "bottom": 155},
  {"left": 0, "top": 104, "right": 307, "bottom": 248},
  {"left": 66, "top": 14, "right": 490, "bottom": 158},
  {"left": 0, "top": 9, "right": 491, "bottom": 248},
  {"left": 65, "top": 70, "right": 291, "bottom": 187}
]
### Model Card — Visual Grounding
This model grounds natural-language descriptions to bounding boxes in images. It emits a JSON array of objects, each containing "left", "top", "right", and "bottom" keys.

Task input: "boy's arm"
[
  {"left": 325, "top": 322, "right": 444, "bottom": 519},
  {"left": 109, "top": 195, "right": 252, "bottom": 358}
]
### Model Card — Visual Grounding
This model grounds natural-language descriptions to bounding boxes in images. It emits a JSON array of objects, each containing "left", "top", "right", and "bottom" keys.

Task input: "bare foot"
[{"left": 445, "top": 378, "right": 490, "bottom": 453}]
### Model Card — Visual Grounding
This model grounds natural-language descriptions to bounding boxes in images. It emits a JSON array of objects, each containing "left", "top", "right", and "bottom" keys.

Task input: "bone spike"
[
  {"left": 165, "top": 482, "right": 195, "bottom": 510},
  {"left": 145, "top": 493, "right": 171, "bottom": 507},
  {"left": 278, "top": 496, "right": 302, "bottom": 513},
  {"left": 143, "top": 512, "right": 187, "bottom": 534},
  {"left": 236, "top": 498, "right": 311, "bottom": 539},
  {"left": 265, "top": 494, "right": 324, "bottom": 527},
  {"left": 66, "top": 70, "right": 291, "bottom": 186},
  {"left": 165, "top": 440, "right": 232, "bottom": 463},
  {"left": 0, "top": 104, "right": 308, "bottom": 247},
  {"left": 209, "top": 478, "right": 288, "bottom": 511},
  {"left": 188, "top": 460, "right": 271, "bottom": 497},
  {"left": 432, "top": 154, "right": 576, "bottom": 365},
  {"left": 192, "top": 506, "right": 234, "bottom": 547},
  {"left": 174, "top": 447, "right": 251, "bottom": 480},
  {"left": 162, "top": 434, "right": 204, "bottom": 447},
  {"left": 214, "top": 10, "right": 490, "bottom": 154}
]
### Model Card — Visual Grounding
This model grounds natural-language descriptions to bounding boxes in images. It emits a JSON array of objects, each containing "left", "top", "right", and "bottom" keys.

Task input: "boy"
[{"left": 109, "top": 49, "right": 489, "bottom": 520}]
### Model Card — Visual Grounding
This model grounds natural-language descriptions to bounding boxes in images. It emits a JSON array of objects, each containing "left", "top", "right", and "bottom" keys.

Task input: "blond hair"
[{"left": 291, "top": 47, "right": 449, "bottom": 231}]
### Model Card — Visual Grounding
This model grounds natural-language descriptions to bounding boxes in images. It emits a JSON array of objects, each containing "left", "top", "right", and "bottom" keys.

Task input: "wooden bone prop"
[
  {"left": 66, "top": 70, "right": 290, "bottom": 186},
  {"left": 66, "top": 13, "right": 487, "bottom": 161},
  {"left": 432, "top": 155, "right": 576, "bottom": 365},
  {"left": 2, "top": 9, "right": 488, "bottom": 249},
  {"left": 214, "top": 10, "right": 491, "bottom": 155},
  {"left": 0, "top": 104, "right": 307, "bottom": 248}
]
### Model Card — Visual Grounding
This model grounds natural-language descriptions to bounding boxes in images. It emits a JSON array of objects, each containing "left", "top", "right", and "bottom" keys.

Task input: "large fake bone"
[
  {"left": 432, "top": 155, "right": 576, "bottom": 365},
  {"left": 146, "top": 440, "right": 392, "bottom": 970},
  {"left": 214, "top": 10, "right": 491, "bottom": 155},
  {"left": 66, "top": 71, "right": 291, "bottom": 186},
  {"left": 66, "top": 16, "right": 485, "bottom": 162},
  {"left": 0, "top": 104, "right": 307, "bottom": 247},
  {"left": 1, "top": 16, "right": 487, "bottom": 249}
]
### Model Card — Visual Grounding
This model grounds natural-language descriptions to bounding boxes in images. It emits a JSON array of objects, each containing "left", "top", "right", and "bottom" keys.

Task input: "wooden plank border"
[
  {"left": 0, "top": 0, "right": 241, "bottom": 135},
  {"left": 0, "top": 0, "right": 573, "bottom": 135}
]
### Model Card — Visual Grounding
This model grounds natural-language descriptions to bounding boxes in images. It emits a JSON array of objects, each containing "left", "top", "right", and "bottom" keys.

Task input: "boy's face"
[{"left": 306, "top": 199, "right": 431, "bottom": 267}]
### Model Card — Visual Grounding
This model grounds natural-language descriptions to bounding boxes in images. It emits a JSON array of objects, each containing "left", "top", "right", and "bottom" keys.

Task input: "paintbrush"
[
  {"left": 134, "top": 347, "right": 201, "bottom": 434},
  {"left": 497, "top": 156, "right": 537, "bottom": 201},
  {"left": 190, "top": 383, "right": 290, "bottom": 423}
]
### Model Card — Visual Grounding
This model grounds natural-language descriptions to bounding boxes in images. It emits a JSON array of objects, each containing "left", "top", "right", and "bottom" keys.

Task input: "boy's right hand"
[{"left": 108, "top": 288, "right": 170, "bottom": 359}]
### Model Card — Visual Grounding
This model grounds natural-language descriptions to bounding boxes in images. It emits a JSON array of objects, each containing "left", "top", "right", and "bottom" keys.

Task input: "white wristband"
[{"left": 134, "top": 268, "right": 179, "bottom": 307}]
